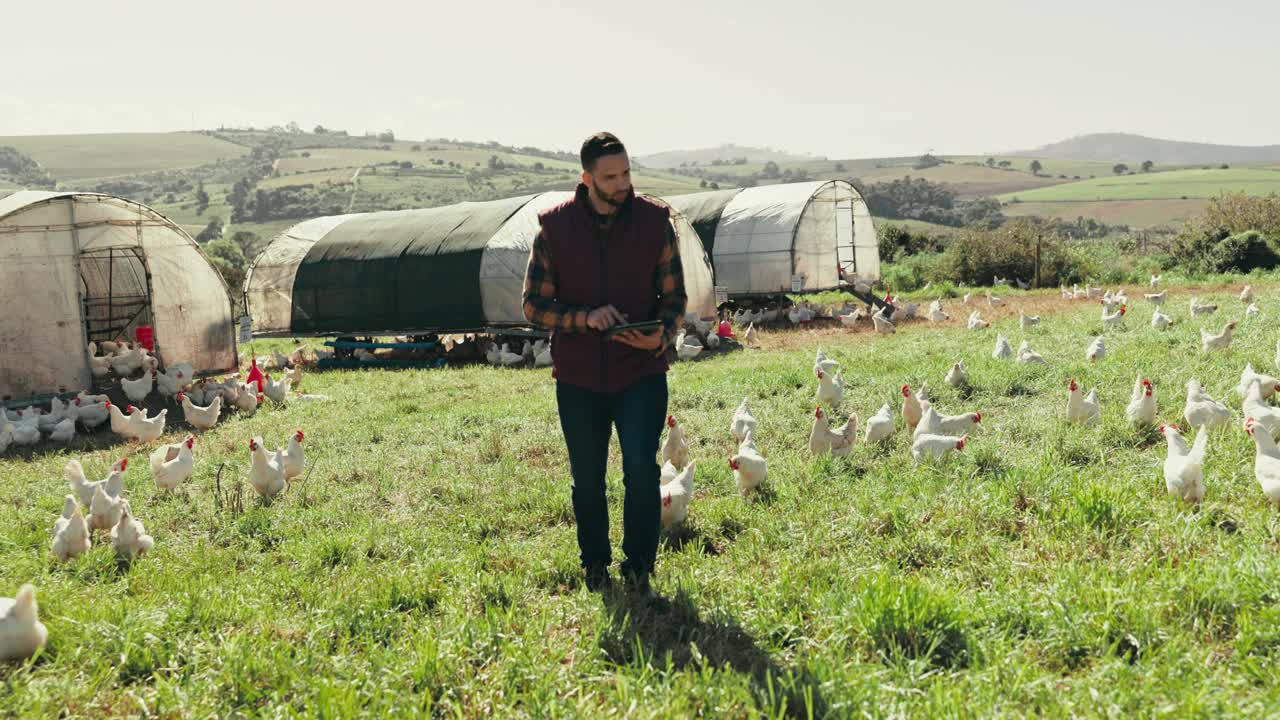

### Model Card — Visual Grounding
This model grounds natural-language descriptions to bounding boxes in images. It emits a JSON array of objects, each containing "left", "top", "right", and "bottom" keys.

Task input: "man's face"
[{"left": 584, "top": 153, "right": 632, "bottom": 207}]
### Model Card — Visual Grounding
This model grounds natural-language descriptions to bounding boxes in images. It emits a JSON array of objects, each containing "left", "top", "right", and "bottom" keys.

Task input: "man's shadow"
[{"left": 597, "top": 588, "right": 829, "bottom": 717}]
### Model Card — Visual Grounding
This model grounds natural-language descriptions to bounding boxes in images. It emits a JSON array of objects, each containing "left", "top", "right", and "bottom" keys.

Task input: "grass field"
[
  {"left": 0, "top": 133, "right": 249, "bottom": 182},
  {"left": 5, "top": 281, "right": 1280, "bottom": 716},
  {"left": 998, "top": 168, "right": 1280, "bottom": 203},
  {"left": 1002, "top": 198, "right": 1209, "bottom": 229}
]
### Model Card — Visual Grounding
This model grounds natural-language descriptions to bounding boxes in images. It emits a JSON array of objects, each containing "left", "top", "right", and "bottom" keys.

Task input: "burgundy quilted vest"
[{"left": 539, "top": 185, "right": 671, "bottom": 394}]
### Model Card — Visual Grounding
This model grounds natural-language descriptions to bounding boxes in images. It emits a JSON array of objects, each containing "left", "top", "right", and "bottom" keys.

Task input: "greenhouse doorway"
[{"left": 79, "top": 247, "right": 155, "bottom": 346}]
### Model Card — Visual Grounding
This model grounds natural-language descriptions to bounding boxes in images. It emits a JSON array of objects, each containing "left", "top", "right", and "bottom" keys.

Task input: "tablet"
[{"left": 603, "top": 319, "right": 664, "bottom": 336}]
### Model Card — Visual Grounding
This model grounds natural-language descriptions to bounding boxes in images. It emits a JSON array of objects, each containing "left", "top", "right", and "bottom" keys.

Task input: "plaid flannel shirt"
[{"left": 522, "top": 212, "right": 686, "bottom": 349}]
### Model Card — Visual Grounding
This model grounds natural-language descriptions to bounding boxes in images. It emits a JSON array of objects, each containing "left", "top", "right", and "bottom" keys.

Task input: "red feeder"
[{"left": 134, "top": 325, "right": 155, "bottom": 351}]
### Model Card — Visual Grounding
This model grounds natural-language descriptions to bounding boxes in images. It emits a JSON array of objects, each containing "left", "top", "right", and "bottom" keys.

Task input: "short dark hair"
[{"left": 580, "top": 132, "right": 626, "bottom": 172}]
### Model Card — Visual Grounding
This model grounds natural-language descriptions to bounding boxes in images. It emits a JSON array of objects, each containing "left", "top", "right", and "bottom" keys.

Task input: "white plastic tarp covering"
[
  {"left": 0, "top": 192, "right": 236, "bottom": 400},
  {"left": 245, "top": 214, "right": 355, "bottom": 333},
  {"left": 713, "top": 182, "right": 820, "bottom": 294},
  {"left": 851, "top": 196, "right": 880, "bottom": 282},
  {"left": 0, "top": 195, "right": 85, "bottom": 398}
]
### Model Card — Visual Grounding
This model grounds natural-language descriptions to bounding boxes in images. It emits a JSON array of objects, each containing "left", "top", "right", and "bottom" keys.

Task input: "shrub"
[{"left": 1172, "top": 229, "right": 1280, "bottom": 275}]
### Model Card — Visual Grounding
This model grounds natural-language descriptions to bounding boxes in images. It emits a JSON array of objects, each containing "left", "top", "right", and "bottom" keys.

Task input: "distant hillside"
[
  {"left": 1019, "top": 132, "right": 1280, "bottom": 166},
  {"left": 638, "top": 143, "right": 823, "bottom": 170}
]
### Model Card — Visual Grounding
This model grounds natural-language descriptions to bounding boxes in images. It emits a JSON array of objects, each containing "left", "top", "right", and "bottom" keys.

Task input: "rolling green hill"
[
  {"left": 998, "top": 167, "right": 1280, "bottom": 203},
  {"left": 0, "top": 132, "right": 249, "bottom": 181}
]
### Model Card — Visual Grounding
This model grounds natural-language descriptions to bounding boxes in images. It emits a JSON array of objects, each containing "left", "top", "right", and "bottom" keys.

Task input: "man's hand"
[
  {"left": 586, "top": 305, "right": 627, "bottom": 331},
  {"left": 610, "top": 327, "right": 667, "bottom": 356}
]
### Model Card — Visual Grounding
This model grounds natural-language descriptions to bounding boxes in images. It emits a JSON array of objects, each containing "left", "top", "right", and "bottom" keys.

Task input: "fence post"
[{"left": 1034, "top": 235, "right": 1042, "bottom": 289}]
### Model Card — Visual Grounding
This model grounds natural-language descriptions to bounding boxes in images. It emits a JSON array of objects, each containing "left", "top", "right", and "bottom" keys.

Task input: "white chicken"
[
  {"left": 902, "top": 384, "right": 926, "bottom": 432},
  {"left": 1246, "top": 303, "right": 1260, "bottom": 320},
  {"left": 1151, "top": 309, "right": 1174, "bottom": 330},
  {"left": 729, "top": 398, "right": 758, "bottom": 443},
  {"left": 121, "top": 368, "right": 155, "bottom": 404},
  {"left": 1086, "top": 336, "right": 1106, "bottom": 362},
  {"left": 235, "top": 383, "right": 262, "bottom": 416},
  {"left": 150, "top": 435, "right": 195, "bottom": 491},
  {"left": 1159, "top": 424, "right": 1207, "bottom": 504},
  {"left": 1020, "top": 311, "right": 1040, "bottom": 331},
  {"left": 926, "top": 301, "right": 949, "bottom": 323},
  {"left": 75, "top": 398, "right": 110, "bottom": 430},
  {"left": 533, "top": 343, "right": 553, "bottom": 368},
  {"left": 809, "top": 407, "right": 856, "bottom": 457},
  {"left": 659, "top": 461, "right": 695, "bottom": 529},
  {"left": 263, "top": 373, "right": 293, "bottom": 404},
  {"left": 1200, "top": 322, "right": 1235, "bottom": 353},
  {"left": 11, "top": 414, "right": 40, "bottom": 447},
  {"left": 110, "top": 505, "right": 154, "bottom": 560},
  {"left": 914, "top": 406, "right": 982, "bottom": 438},
  {"left": 88, "top": 484, "right": 128, "bottom": 534},
  {"left": 729, "top": 445, "right": 767, "bottom": 496},
  {"left": 1241, "top": 379, "right": 1280, "bottom": 439},
  {"left": 66, "top": 457, "right": 127, "bottom": 507},
  {"left": 1240, "top": 285, "right": 1253, "bottom": 304},
  {"left": 661, "top": 415, "right": 690, "bottom": 470},
  {"left": 47, "top": 417, "right": 75, "bottom": 443},
  {"left": 0, "top": 584, "right": 48, "bottom": 662},
  {"left": 863, "top": 402, "right": 895, "bottom": 444},
  {"left": 871, "top": 307, "right": 896, "bottom": 334},
  {"left": 987, "top": 292, "right": 1004, "bottom": 308},
  {"left": 1144, "top": 290, "right": 1167, "bottom": 306},
  {"left": 51, "top": 495, "right": 91, "bottom": 562},
  {"left": 179, "top": 392, "right": 222, "bottom": 431},
  {"left": 1101, "top": 305, "right": 1126, "bottom": 327},
  {"left": 154, "top": 365, "right": 191, "bottom": 398},
  {"left": 944, "top": 361, "right": 969, "bottom": 387},
  {"left": 1189, "top": 297, "right": 1218, "bottom": 316},
  {"left": 1150, "top": 274, "right": 1161, "bottom": 288},
  {"left": 815, "top": 361, "right": 844, "bottom": 406},
  {"left": 967, "top": 311, "right": 990, "bottom": 330},
  {"left": 962, "top": 292, "right": 972, "bottom": 304},
  {"left": 1066, "top": 379, "right": 1100, "bottom": 425},
  {"left": 276, "top": 430, "right": 306, "bottom": 481},
  {"left": 1183, "top": 379, "right": 1231, "bottom": 429},
  {"left": 743, "top": 322, "right": 759, "bottom": 345},
  {"left": 1125, "top": 377, "right": 1156, "bottom": 425},
  {"left": 676, "top": 332, "right": 704, "bottom": 362},
  {"left": 1239, "top": 364, "right": 1280, "bottom": 400},
  {"left": 248, "top": 437, "right": 287, "bottom": 500},
  {"left": 912, "top": 432, "right": 967, "bottom": 462},
  {"left": 128, "top": 405, "right": 167, "bottom": 443},
  {"left": 1016, "top": 340, "right": 1049, "bottom": 365},
  {"left": 1244, "top": 417, "right": 1280, "bottom": 507},
  {"left": 992, "top": 334, "right": 1013, "bottom": 360}
]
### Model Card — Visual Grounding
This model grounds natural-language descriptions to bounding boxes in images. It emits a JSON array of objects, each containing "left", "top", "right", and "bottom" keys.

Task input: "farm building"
[
  {"left": 0, "top": 191, "right": 238, "bottom": 401},
  {"left": 244, "top": 192, "right": 717, "bottom": 337},
  {"left": 666, "top": 180, "right": 880, "bottom": 298}
]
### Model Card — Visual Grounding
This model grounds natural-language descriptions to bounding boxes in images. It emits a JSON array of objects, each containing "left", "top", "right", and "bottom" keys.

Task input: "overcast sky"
[{"left": 1, "top": 0, "right": 1275, "bottom": 158}]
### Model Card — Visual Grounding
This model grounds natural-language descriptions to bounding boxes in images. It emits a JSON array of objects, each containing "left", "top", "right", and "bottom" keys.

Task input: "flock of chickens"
[
  {"left": 651, "top": 276, "right": 1280, "bottom": 544},
  {"left": 5, "top": 275, "right": 1280, "bottom": 663},
  {"left": 1, "top": 342, "right": 314, "bottom": 661}
]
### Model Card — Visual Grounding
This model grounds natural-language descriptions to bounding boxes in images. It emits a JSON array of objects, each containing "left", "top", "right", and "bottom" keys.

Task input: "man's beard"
[{"left": 593, "top": 180, "right": 630, "bottom": 208}]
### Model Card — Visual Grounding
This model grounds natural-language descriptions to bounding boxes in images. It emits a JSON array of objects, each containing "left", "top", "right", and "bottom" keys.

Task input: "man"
[{"left": 522, "top": 132, "right": 687, "bottom": 598}]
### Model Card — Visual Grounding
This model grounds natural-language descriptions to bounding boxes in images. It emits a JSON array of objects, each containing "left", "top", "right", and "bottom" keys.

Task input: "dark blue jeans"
[{"left": 556, "top": 373, "right": 668, "bottom": 577}]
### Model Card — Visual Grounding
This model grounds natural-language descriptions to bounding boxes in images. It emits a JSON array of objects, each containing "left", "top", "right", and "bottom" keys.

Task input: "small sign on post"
[
  {"left": 714, "top": 285, "right": 729, "bottom": 306},
  {"left": 238, "top": 316, "right": 253, "bottom": 344},
  {"left": 791, "top": 273, "right": 806, "bottom": 293}
]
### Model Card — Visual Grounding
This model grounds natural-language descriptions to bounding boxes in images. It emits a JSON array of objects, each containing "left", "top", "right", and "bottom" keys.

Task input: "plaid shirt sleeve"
[
  {"left": 654, "top": 223, "right": 688, "bottom": 347},
  {"left": 522, "top": 229, "right": 593, "bottom": 333}
]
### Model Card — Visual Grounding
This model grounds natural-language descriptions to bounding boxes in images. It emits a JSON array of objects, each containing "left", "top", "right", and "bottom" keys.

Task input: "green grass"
[
  {"left": 1000, "top": 167, "right": 1280, "bottom": 203},
  {"left": 6, "top": 281, "right": 1280, "bottom": 715},
  {"left": 1003, "top": 198, "right": 1209, "bottom": 229},
  {"left": 0, "top": 133, "right": 249, "bottom": 182}
]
